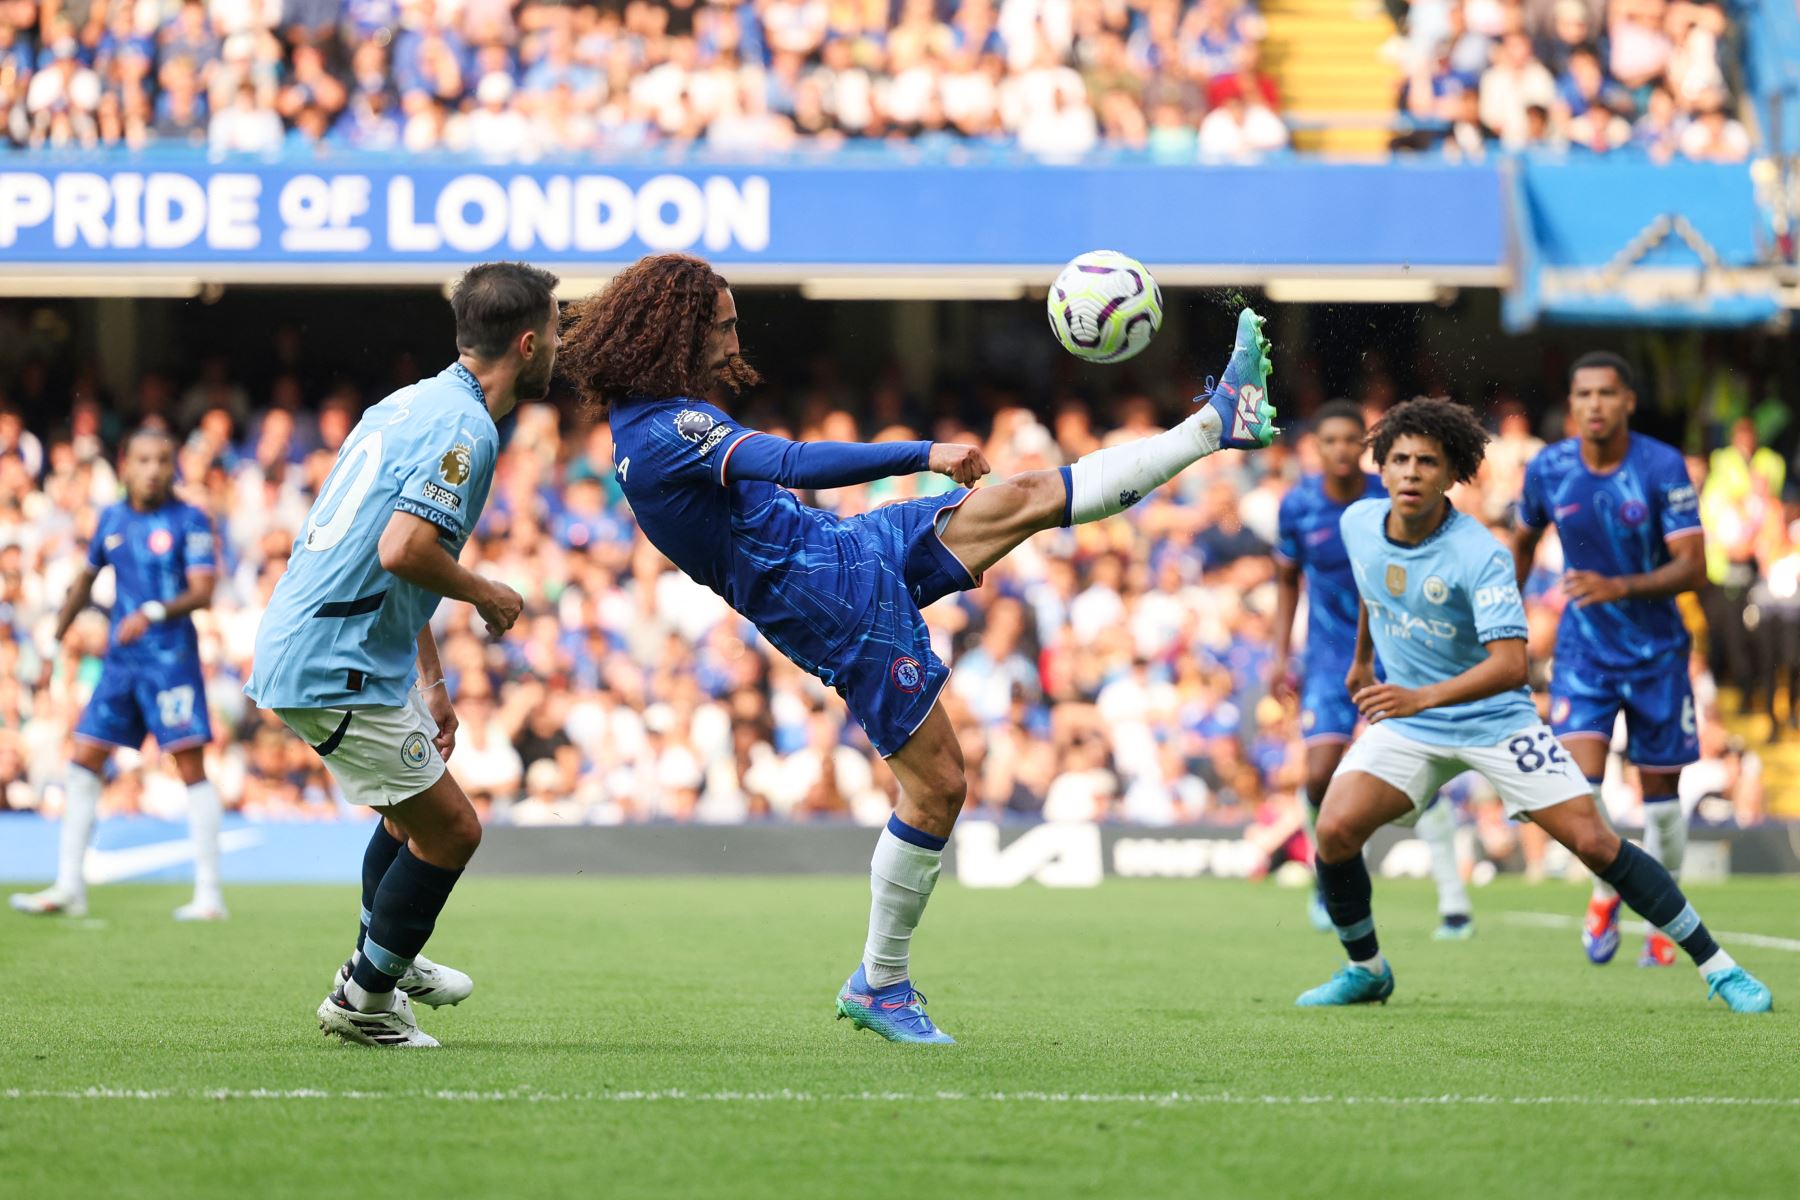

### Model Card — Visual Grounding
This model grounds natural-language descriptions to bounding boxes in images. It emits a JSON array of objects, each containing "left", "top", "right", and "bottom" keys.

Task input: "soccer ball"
[{"left": 1046, "top": 250, "right": 1163, "bottom": 364}]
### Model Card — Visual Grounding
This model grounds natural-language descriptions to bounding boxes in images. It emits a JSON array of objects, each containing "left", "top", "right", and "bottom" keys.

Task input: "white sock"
[
  {"left": 1586, "top": 781, "right": 1618, "bottom": 902},
  {"left": 55, "top": 765, "right": 101, "bottom": 898},
  {"left": 1065, "top": 408, "right": 1224, "bottom": 523},
  {"left": 1416, "top": 798, "right": 1471, "bottom": 918},
  {"left": 862, "top": 822, "right": 944, "bottom": 989},
  {"left": 186, "top": 780, "right": 223, "bottom": 905},
  {"left": 1352, "top": 954, "right": 1386, "bottom": 975},
  {"left": 344, "top": 977, "right": 395, "bottom": 1014},
  {"left": 1696, "top": 949, "right": 1737, "bottom": 978},
  {"left": 1642, "top": 796, "right": 1687, "bottom": 880}
]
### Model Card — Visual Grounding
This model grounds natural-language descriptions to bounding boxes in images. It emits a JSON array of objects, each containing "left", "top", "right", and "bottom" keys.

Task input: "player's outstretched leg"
[
  {"left": 10, "top": 759, "right": 102, "bottom": 919},
  {"left": 1532, "top": 797, "right": 1771, "bottom": 1013},
  {"left": 836, "top": 702, "right": 960, "bottom": 1045},
  {"left": 1416, "top": 797, "right": 1474, "bottom": 941},
  {"left": 171, "top": 749, "right": 228, "bottom": 922},
  {"left": 1297, "top": 772, "right": 1415, "bottom": 1006},
  {"left": 329, "top": 819, "right": 474, "bottom": 1008},
  {"left": 938, "top": 308, "right": 1278, "bottom": 583},
  {"left": 318, "top": 775, "right": 482, "bottom": 1047}
]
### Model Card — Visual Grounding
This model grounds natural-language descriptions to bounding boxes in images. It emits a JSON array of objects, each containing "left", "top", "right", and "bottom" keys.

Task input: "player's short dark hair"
[
  {"left": 1366, "top": 397, "right": 1489, "bottom": 484},
  {"left": 450, "top": 262, "right": 560, "bottom": 360},
  {"left": 123, "top": 423, "right": 174, "bottom": 452},
  {"left": 1570, "top": 350, "right": 1635, "bottom": 392},
  {"left": 1313, "top": 399, "right": 1365, "bottom": 431}
]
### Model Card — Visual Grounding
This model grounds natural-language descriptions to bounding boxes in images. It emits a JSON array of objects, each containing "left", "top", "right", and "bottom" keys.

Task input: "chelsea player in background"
[
  {"left": 1272, "top": 401, "right": 1472, "bottom": 940},
  {"left": 246, "top": 262, "right": 547, "bottom": 1047},
  {"left": 11, "top": 428, "right": 226, "bottom": 922},
  {"left": 1513, "top": 353, "right": 1706, "bottom": 969},
  {"left": 1299, "top": 397, "right": 1768, "bottom": 1012}
]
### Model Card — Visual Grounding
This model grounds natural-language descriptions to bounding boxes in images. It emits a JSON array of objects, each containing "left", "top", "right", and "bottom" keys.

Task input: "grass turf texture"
[{"left": 4, "top": 877, "right": 1797, "bottom": 1199}]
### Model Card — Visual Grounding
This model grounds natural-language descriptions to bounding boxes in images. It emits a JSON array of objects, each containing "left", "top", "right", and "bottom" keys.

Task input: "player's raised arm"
[
  {"left": 721, "top": 428, "right": 989, "bottom": 490},
  {"left": 376, "top": 511, "right": 522, "bottom": 638}
]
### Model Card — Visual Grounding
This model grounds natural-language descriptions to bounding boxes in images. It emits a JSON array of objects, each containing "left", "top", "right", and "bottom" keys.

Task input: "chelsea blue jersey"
[
  {"left": 1517, "top": 434, "right": 1700, "bottom": 673},
  {"left": 608, "top": 395, "right": 929, "bottom": 679},
  {"left": 246, "top": 364, "right": 498, "bottom": 710},
  {"left": 1341, "top": 499, "right": 1538, "bottom": 746},
  {"left": 87, "top": 499, "right": 216, "bottom": 669},
  {"left": 1275, "top": 473, "right": 1386, "bottom": 674}
]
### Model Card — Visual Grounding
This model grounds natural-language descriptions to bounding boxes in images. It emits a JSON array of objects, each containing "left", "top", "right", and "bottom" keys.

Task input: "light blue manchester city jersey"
[
  {"left": 1340, "top": 498, "right": 1538, "bottom": 746},
  {"left": 246, "top": 364, "right": 498, "bottom": 710}
]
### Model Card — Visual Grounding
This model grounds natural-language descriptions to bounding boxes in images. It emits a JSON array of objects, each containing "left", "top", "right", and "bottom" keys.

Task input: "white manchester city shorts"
[
  {"left": 276, "top": 690, "right": 447, "bottom": 809},
  {"left": 1336, "top": 720, "right": 1588, "bottom": 823}
]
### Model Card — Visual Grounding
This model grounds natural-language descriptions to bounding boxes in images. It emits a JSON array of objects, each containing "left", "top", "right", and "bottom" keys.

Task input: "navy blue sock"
[
  {"left": 1600, "top": 840, "right": 1720, "bottom": 966},
  {"left": 1315, "top": 853, "right": 1380, "bottom": 962},
  {"left": 352, "top": 847, "right": 464, "bottom": 993},
  {"left": 357, "top": 822, "right": 405, "bottom": 954}
]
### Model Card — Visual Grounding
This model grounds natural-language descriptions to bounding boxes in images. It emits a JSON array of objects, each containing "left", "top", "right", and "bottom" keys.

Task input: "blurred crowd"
[
  {"left": 0, "top": 0, "right": 1289, "bottom": 159},
  {"left": 1391, "top": 0, "right": 1750, "bottom": 161},
  {"left": 0, "top": 336, "right": 1779, "bottom": 847}
]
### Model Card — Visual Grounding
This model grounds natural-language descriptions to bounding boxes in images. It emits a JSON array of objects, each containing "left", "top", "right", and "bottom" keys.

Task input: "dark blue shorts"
[
  {"left": 1549, "top": 660, "right": 1698, "bottom": 769},
  {"left": 825, "top": 489, "right": 979, "bottom": 757},
  {"left": 76, "top": 659, "right": 213, "bottom": 752}
]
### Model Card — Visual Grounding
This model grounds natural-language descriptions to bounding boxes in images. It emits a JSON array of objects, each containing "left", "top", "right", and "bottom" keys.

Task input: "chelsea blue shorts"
[
  {"left": 76, "top": 658, "right": 212, "bottom": 752},
  {"left": 1549, "top": 659, "right": 1698, "bottom": 769},
  {"left": 823, "top": 489, "right": 980, "bottom": 758}
]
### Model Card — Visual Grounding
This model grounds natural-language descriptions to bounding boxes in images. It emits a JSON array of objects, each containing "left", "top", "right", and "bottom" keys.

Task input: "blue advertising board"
[{"left": 0, "top": 156, "right": 1505, "bottom": 276}]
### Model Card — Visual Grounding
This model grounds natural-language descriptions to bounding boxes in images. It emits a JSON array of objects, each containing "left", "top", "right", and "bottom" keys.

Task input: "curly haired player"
[
  {"left": 1296, "top": 397, "right": 1769, "bottom": 1012},
  {"left": 560, "top": 253, "right": 1278, "bottom": 1043}
]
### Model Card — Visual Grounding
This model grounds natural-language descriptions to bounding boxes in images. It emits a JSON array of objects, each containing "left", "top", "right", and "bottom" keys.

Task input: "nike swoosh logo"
[{"left": 85, "top": 829, "right": 262, "bottom": 884}]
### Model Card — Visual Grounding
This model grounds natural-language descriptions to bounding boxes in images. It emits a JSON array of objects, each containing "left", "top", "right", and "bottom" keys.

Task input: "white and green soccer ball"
[{"left": 1046, "top": 250, "right": 1164, "bottom": 364}]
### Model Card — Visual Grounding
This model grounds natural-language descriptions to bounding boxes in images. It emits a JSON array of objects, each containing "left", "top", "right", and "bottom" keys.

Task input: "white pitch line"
[
  {"left": 3, "top": 1088, "right": 1798, "bottom": 1107},
  {"left": 1505, "top": 911, "right": 1800, "bottom": 953}
]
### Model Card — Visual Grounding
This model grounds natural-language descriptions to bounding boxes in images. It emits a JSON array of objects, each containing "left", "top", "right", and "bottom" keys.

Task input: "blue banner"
[
  {"left": 0, "top": 155, "right": 1504, "bottom": 273},
  {"left": 1505, "top": 157, "right": 1780, "bottom": 330}
]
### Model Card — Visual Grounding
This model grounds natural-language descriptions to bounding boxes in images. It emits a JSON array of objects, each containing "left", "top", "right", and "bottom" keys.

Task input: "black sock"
[
  {"left": 1600, "top": 840, "right": 1721, "bottom": 966},
  {"left": 1316, "top": 853, "right": 1380, "bottom": 962},
  {"left": 357, "top": 822, "right": 405, "bottom": 955},
  {"left": 352, "top": 846, "right": 463, "bottom": 993}
]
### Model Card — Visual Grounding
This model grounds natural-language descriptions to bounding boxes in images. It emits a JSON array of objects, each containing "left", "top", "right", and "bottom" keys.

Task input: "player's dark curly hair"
[
  {"left": 1366, "top": 397, "right": 1490, "bottom": 484},
  {"left": 558, "top": 253, "right": 761, "bottom": 412}
]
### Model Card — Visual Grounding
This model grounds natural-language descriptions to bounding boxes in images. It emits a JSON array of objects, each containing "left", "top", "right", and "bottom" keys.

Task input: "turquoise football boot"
[
  {"left": 1195, "top": 307, "right": 1278, "bottom": 450},
  {"left": 836, "top": 965, "right": 956, "bottom": 1044},
  {"left": 1706, "top": 966, "right": 1773, "bottom": 1013},
  {"left": 1296, "top": 961, "right": 1396, "bottom": 1007}
]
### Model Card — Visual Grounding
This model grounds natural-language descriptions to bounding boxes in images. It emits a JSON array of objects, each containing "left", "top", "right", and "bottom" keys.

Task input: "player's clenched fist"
[
  {"left": 476, "top": 579, "right": 524, "bottom": 638},
  {"left": 929, "top": 443, "right": 989, "bottom": 487}
]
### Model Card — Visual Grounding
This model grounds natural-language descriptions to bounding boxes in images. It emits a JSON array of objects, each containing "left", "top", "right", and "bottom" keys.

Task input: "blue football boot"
[
  {"left": 1296, "top": 961, "right": 1396, "bottom": 1007},
  {"left": 1583, "top": 895, "right": 1622, "bottom": 965},
  {"left": 1706, "top": 966, "right": 1773, "bottom": 1013},
  {"left": 1308, "top": 891, "right": 1334, "bottom": 934},
  {"left": 1195, "top": 307, "right": 1278, "bottom": 450},
  {"left": 836, "top": 965, "right": 956, "bottom": 1044}
]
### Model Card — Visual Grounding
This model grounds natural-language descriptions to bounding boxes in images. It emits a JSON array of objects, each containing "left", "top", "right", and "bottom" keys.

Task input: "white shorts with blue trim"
[
  {"left": 1337, "top": 720, "right": 1588, "bottom": 823},
  {"left": 275, "top": 690, "right": 447, "bottom": 809}
]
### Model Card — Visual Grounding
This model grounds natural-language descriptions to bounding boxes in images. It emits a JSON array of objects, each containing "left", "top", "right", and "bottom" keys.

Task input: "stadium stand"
[{"left": 0, "top": 0, "right": 1755, "bottom": 160}]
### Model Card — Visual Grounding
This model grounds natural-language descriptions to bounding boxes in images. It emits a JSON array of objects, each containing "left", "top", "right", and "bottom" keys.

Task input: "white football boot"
[
  {"left": 10, "top": 888, "right": 88, "bottom": 918},
  {"left": 317, "top": 988, "right": 440, "bottom": 1048},
  {"left": 333, "top": 953, "right": 474, "bottom": 1007},
  {"left": 173, "top": 897, "right": 229, "bottom": 922}
]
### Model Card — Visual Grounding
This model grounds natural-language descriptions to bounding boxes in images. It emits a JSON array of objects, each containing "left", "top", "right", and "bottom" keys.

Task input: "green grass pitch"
[{"left": 4, "top": 876, "right": 1798, "bottom": 1199}]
